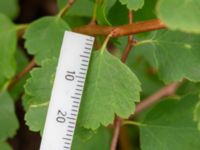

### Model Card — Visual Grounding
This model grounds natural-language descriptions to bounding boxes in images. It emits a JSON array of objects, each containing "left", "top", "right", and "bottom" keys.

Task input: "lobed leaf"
[
  {"left": 140, "top": 93, "right": 200, "bottom": 150},
  {"left": 24, "top": 16, "right": 70, "bottom": 65},
  {"left": 24, "top": 50, "right": 141, "bottom": 131},
  {"left": 79, "top": 50, "right": 141, "bottom": 129}
]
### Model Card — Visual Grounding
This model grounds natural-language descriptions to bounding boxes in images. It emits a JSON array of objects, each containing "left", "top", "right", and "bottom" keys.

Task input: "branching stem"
[
  {"left": 110, "top": 11, "right": 135, "bottom": 150},
  {"left": 74, "top": 19, "right": 166, "bottom": 37},
  {"left": 57, "top": 0, "right": 76, "bottom": 17},
  {"left": 133, "top": 82, "right": 181, "bottom": 117}
]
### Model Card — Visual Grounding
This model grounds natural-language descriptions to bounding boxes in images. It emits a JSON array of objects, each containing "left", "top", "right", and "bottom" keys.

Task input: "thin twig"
[
  {"left": 110, "top": 11, "right": 135, "bottom": 150},
  {"left": 90, "top": 0, "right": 98, "bottom": 25},
  {"left": 121, "top": 11, "right": 135, "bottom": 63},
  {"left": 57, "top": 0, "right": 76, "bottom": 17},
  {"left": 74, "top": 19, "right": 166, "bottom": 37},
  {"left": 110, "top": 118, "right": 123, "bottom": 150},
  {"left": 8, "top": 59, "right": 36, "bottom": 90},
  {"left": 131, "top": 82, "right": 181, "bottom": 117}
]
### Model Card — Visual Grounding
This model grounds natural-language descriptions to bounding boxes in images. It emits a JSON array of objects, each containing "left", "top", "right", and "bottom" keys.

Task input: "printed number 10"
[{"left": 65, "top": 71, "right": 75, "bottom": 81}]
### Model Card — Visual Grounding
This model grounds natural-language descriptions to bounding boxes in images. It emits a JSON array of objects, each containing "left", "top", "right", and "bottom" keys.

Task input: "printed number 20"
[{"left": 56, "top": 110, "right": 67, "bottom": 123}]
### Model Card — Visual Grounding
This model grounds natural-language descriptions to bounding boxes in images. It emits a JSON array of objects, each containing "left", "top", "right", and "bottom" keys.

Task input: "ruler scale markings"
[
  {"left": 72, "top": 100, "right": 80, "bottom": 104},
  {"left": 81, "top": 63, "right": 88, "bottom": 67},
  {"left": 75, "top": 88, "right": 82, "bottom": 91},
  {"left": 83, "top": 51, "right": 90, "bottom": 55},
  {"left": 40, "top": 31, "right": 94, "bottom": 150},
  {"left": 77, "top": 84, "right": 84, "bottom": 88},
  {"left": 67, "top": 117, "right": 76, "bottom": 120},
  {"left": 76, "top": 75, "right": 85, "bottom": 79},
  {"left": 80, "top": 68, "right": 87, "bottom": 71},
  {"left": 70, "top": 113, "right": 77, "bottom": 117},
  {"left": 71, "top": 96, "right": 80, "bottom": 100},
  {"left": 84, "top": 47, "right": 91, "bottom": 51},
  {"left": 86, "top": 38, "right": 93, "bottom": 42},
  {"left": 85, "top": 42, "right": 93, "bottom": 46},
  {"left": 82, "top": 59, "right": 89, "bottom": 63},
  {"left": 75, "top": 92, "right": 81, "bottom": 95},
  {"left": 67, "top": 130, "right": 73, "bottom": 133},
  {"left": 72, "top": 105, "right": 79, "bottom": 108},
  {"left": 80, "top": 54, "right": 89, "bottom": 59},
  {"left": 79, "top": 72, "right": 86, "bottom": 75}
]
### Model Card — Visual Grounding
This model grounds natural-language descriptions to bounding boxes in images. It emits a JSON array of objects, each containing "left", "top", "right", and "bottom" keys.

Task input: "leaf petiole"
[
  {"left": 123, "top": 120, "right": 145, "bottom": 127},
  {"left": 100, "top": 32, "right": 113, "bottom": 53}
]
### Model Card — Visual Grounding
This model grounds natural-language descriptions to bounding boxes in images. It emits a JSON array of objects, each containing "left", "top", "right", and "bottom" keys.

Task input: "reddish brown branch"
[
  {"left": 110, "top": 118, "right": 123, "bottom": 150},
  {"left": 133, "top": 82, "right": 181, "bottom": 116},
  {"left": 74, "top": 19, "right": 166, "bottom": 37},
  {"left": 8, "top": 59, "right": 36, "bottom": 90},
  {"left": 110, "top": 11, "right": 135, "bottom": 150},
  {"left": 121, "top": 11, "right": 135, "bottom": 63}
]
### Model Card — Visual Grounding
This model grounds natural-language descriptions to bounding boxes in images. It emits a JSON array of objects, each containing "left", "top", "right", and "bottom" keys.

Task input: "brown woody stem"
[
  {"left": 133, "top": 82, "right": 181, "bottom": 117},
  {"left": 8, "top": 59, "right": 36, "bottom": 90},
  {"left": 74, "top": 19, "right": 166, "bottom": 37},
  {"left": 110, "top": 118, "right": 123, "bottom": 150},
  {"left": 110, "top": 11, "right": 135, "bottom": 150}
]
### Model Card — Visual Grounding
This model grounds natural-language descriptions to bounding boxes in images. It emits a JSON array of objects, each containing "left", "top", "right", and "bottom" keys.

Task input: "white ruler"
[{"left": 40, "top": 31, "right": 95, "bottom": 150}]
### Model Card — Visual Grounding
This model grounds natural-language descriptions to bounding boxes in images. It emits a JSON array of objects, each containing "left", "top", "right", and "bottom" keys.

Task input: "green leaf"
[
  {"left": 0, "top": 141, "right": 12, "bottom": 150},
  {"left": 108, "top": 0, "right": 157, "bottom": 26},
  {"left": 0, "top": 0, "right": 19, "bottom": 19},
  {"left": 78, "top": 50, "right": 141, "bottom": 129},
  {"left": 10, "top": 49, "right": 29, "bottom": 100},
  {"left": 24, "top": 50, "right": 141, "bottom": 131},
  {"left": 58, "top": 0, "right": 94, "bottom": 17},
  {"left": 134, "top": 0, "right": 157, "bottom": 21},
  {"left": 24, "top": 16, "right": 70, "bottom": 65},
  {"left": 107, "top": 1, "right": 128, "bottom": 26},
  {"left": 140, "top": 93, "right": 200, "bottom": 150},
  {"left": 25, "top": 103, "right": 48, "bottom": 132},
  {"left": 23, "top": 59, "right": 93, "bottom": 139},
  {"left": 157, "top": 0, "right": 200, "bottom": 34},
  {"left": 127, "top": 56, "right": 164, "bottom": 98},
  {"left": 72, "top": 127, "right": 111, "bottom": 150},
  {"left": 96, "top": 0, "right": 117, "bottom": 25},
  {"left": 193, "top": 94, "right": 200, "bottom": 131},
  {"left": 23, "top": 59, "right": 95, "bottom": 139},
  {"left": 119, "top": 0, "right": 144, "bottom": 11},
  {"left": 25, "top": 101, "right": 94, "bottom": 139},
  {"left": 23, "top": 59, "right": 56, "bottom": 132},
  {"left": 135, "top": 30, "right": 200, "bottom": 83},
  {"left": 24, "top": 59, "right": 56, "bottom": 109},
  {"left": 0, "top": 14, "right": 17, "bottom": 89},
  {"left": 0, "top": 91, "right": 19, "bottom": 140}
]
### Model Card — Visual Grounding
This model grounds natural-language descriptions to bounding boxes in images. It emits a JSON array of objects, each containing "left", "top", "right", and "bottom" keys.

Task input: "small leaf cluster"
[{"left": 0, "top": 0, "right": 200, "bottom": 149}]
